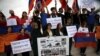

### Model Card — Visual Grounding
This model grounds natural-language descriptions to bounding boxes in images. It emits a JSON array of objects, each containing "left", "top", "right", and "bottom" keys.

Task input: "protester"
[
  {"left": 78, "top": 21, "right": 89, "bottom": 56},
  {"left": 50, "top": 7, "right": 58, "bottom": 18},
  {"left": 87, "top": 8, "right": 96, "bottom": 32},
  {"left": 55, "top": 23, "right": 64, "bottom": 36},
  {"left": 32, "top": 10, "right": 40, "bottom": 24},
  {"left": 40, "top": 9, "right": 49, "bottom": 30},
  {"left": 19, "top": 11, "right": 28, "bottom": 26},
  {"left": 63, "top": 17, "right": 74, "bottom": 56},
  {"left": 8, "top": 10, "right": 20, "bottom": 25},
  {"left": 31, "top": 22, "right": 42, "bottom": 56},
  {"left": 0, "top": 11, "right": 7, "bottom": 34},
  {"left": 57, "top": 8, "right": 65, "bottom": 26},
  {"left": 43, "top": 23, "right": 54, "bottom": 37},
  {"left": 5, "top": 27, "right": 18, "bottom": 56},
  {"left": 15, "top": 28, "right": 30, "bottom": 56},
  {"left": 8, "top": 10, "right": 21, "bottom": 32}
]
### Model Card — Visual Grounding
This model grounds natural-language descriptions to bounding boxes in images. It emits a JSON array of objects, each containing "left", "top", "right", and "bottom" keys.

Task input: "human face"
[
  {"left": 22, "top": 12, "right": 27, "bottom": 17},
  {"left": 9, "top": 10, "right": 14, "bottom": 16}
]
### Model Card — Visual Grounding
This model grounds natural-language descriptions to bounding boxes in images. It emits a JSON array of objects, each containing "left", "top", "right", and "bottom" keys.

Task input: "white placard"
[
  {"left": 7, "top": 19, "right": 17, "bottom": 26},
  {"left": 80, "top": 0, "right": 94, "bottom": 8},
  {"left": 11, "top": 39, "right": 32, "bottom": 54},
  {"left": 66, "top": 26, "right": 77, "bottom": 37},
  {"left": 47, "top": 17, "right": 62, "bottom": 29},
  {"left": 37, "top": 36, "right": 69, "bottom": 56}
]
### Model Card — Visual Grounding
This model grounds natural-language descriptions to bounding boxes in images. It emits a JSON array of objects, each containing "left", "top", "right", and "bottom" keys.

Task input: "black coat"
[
  {"left": 43, "top": 30, "right": 54, "bottom": 37},
  {"left": 54, "top": 29, "right": 64, "bottom": 36},
  {"left": 31, "top": 29, "right": 42, "bottom": 41}
]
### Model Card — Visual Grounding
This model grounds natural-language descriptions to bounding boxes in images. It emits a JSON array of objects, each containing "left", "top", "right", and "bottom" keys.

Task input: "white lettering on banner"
[
  {"left": 47, "top": 17, "right": 62, "bottom": 29},
  {"left": 7, "top": 18, "right": 17, "bottom": 26},
  {"left": 11, "top": 39, "right": 32, "bottom": 54},
  {"left": 37, "top": 36, "right": 69, "bottom": 56},
  {"left": 66, "top": 26, "right": 77, "bottom": 37}
]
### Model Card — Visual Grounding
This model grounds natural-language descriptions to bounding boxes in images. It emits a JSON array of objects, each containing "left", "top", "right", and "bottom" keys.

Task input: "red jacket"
[{"left": 17, "top": 33, "right": 30, "bottom": 40}]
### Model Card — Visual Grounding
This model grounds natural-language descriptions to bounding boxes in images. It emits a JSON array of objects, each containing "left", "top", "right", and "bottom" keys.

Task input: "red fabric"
[
  {"left": 17, "top": 33, "right": 30, "bottom": 40},
  {"left": 59, "top": 0, "right": 68, "bottom": 9},
  {"left": 72, "top": 0, "right": 79, "bottom": 14},
  {"left": 74, "top": 42, "right": 96, "bottom": 48},
  {"left": 42, "top": 0, "right": 52, "bottom": 7},
  {"left": 74, "top": 32, "right": 95, "bottom": 38},
  {"left": 19, "top": 17, "right": 28, "bottom": 26},
  {"left": 28, "top": 0, "right": 34, "bottom": 14},
  {"left": 0, "top": 21, "right": 7, "bottom": 26},
  {"left": 8, "top": 15, "right": 20, "bottom": 25}
]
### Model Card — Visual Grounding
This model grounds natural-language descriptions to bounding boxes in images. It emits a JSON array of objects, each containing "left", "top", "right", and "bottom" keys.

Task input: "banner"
[
  {"left": 66, "top": 26, "right": 77, "bottom": 37},
  {"left": 80, "top": 0, "right": 94, "bottom": 8},
  {"left": 37, "top": 36, "right": 69, "bottom": 56},
  {"left": 11, "top": 39, "right": 32, "bottom": 54},
  {"left": 7, "top": 19, "right": 17, "bottom": 26},
  {"left": 47, "top": 17, "right": 62, "bottom": 29}
]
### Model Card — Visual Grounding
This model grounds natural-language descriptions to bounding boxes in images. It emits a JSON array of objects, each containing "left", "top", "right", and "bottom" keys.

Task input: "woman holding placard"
[{"left": 15, "top": 28, "right": 30, "bottom": 56}]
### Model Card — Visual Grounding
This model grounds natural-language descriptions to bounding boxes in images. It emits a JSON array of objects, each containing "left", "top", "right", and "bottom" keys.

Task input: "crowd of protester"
[{"left": 0, "top": 7, "right": 100, "bottom": 56}]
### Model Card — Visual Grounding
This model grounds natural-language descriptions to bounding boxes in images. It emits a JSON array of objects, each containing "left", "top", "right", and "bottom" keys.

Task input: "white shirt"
[
  {"left": 78, "top": 27, "right": 89, "bottom": 33},
  {"left": 49, "top": 31, "right": 53, "bottom": 36},
  {"left": 60, "top": 31, "right": 63, "bottom": 36}
]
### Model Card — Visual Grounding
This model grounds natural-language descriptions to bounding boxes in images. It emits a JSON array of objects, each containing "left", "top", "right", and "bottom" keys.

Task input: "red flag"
[
  {"left": 28, "top": 0, "right": 34, "bottom": 14},
  {"left": 72, "top": 0, "right": 79, "bottom": 14},
  {"left": 59, "top": 0, "right": 68, "bottom": 9},
  {"left": 35, "top": 0, "right": 52, "bottom": 11},
  {"left": 42, "top": 0, "right": 52, "bottom": 7}
]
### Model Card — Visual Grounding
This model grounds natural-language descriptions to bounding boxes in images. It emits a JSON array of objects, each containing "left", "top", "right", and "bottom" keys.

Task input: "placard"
[
  {"left": 47, "top": 17, "right": 62, "bottom": 29},
  {"left": 37, "top": 36, "right": 69, "bottom": 56},
  {"left": 11, "top": 39, "right": 32, "bottom": 54},
  {"left": 7, "top": 19, "right": 17, "bottom": 26},
  {"left": 66, "top": 26, "right": 77, "bottom": 37}
]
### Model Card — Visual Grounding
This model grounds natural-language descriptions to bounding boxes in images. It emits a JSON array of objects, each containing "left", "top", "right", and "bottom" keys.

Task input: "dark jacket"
[
  {"left": 55, "top": 28, "right": 64, "bottom": 36},
  {"left": 43, "top": 30, "right": 54, "bottom": 37},
  {"left": 31, "top": 28, "right": 42, "bottom": 41}
]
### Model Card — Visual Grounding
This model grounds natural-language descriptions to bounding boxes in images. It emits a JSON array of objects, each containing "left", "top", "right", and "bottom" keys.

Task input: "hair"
[
  {"left": 22, "top": 11, "right": 27, "bottom": 19},
  {"left": 81, "top": 21, "right": 87, "bottom": 27},
  {"left": 0, "top": 11, "right": 6, "bottom": 21},
  {"left": 34, "top": 10, "right": 40, "bottom": 14},
  {"left": 45, "top": 23, "right": 52, "bottom": 30},
  {"left": 56, "top": 23, "right": 61, "bottom": 30},
  {"left": 51, "top": 7, "right": 56, "bottom": 11}
]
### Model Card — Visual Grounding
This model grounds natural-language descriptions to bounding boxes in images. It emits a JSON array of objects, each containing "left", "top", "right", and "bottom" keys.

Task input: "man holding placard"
[
  {"left": 8, "top": 10, "right": 19, "bottom": 26},
  {"left": 7, "top": 10, "right": 21, "bottom": 32}
]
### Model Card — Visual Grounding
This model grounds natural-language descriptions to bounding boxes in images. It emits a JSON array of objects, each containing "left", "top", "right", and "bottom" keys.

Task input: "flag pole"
[{"left": 55, "top": 0, "right": 58, "bottom": 14}]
